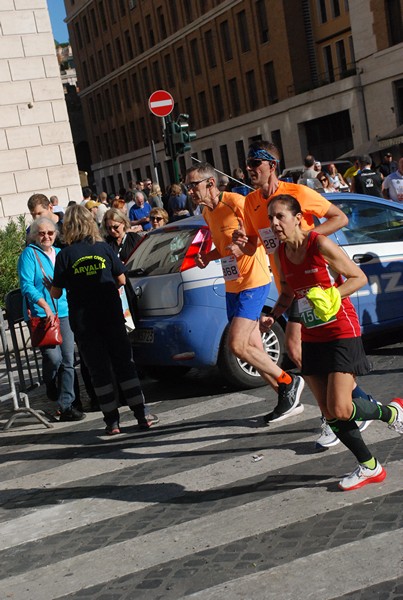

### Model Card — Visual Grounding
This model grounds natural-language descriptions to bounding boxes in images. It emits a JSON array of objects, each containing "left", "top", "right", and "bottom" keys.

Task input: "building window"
[
  {"left": 119, "top": 0, "right": 126, "bottom": 17},
  {"left": 113, "top": 83, "right": 121, "bottom": 113},
  {"left": 264, "top": 61, "right": 278, "bottom": 104},
  {"left": 134, "top": 23, "right": 144, "bottom": 53},
  {"left": 184, "top": 3, "right": 193, "bottom": 23},
  {"left": 323, "top": 45, "right": 334, "bottom": 82},
  {"left": 394, "top": 79, "right": 403, "bottom": 125},
  {"left": 236, "top": 140, "right": 246, "bottom": 171},
  {"left": 205, "top": 30, "right": 217, "bottom": 68},
  {"left": 142, "top": 66, "right": 150, "bottom": 97},
  {"left": 164, "top": 54, "right": 175, "bottom": 87},
  {"left": 90, "top": 9, "right": 99, "bottom": 37},
  {"left": 344, "top": 0, "right": 349, "bottom": 11},
  {"left": 246, "top": 70, "right": 258, "bottom": 110},
  {"left": 90, "top": 55, "right": 97, "bottom": 80},
  {"left": 203, "top": 148, "right": 214, "bottom": 165},
  {"left": 105, "top": 89, "right": 112, "bottom": 116},
  {"left": 97, "top": 49, "right": 104, "bottom": 77},
  {"left": 97, "top": 93, "right": 104, "bottom": 120},
  {"left": 213, "top": 85, "right": 224, "bottom": 120},
  {"left": 176, "top": 47, "right": 187, "bottom": 81},
  {"left": 122, "top": 78, "right": 131, "bottom": 109},
  {"left": 82, "top": 15, "right": 90, "bottom": 40},
  {"left": 386, "top": 0, "right": 403, "bottom": 46},
  {"left": 129, "top": 121, "right": 136, "bottom": 149},
  {"left": 106, "top": 44, "right": 114, "bottom": 70},
  {"left": 129, "top": 0, "right": 137, "bottom": 9},
  {"left": 75, "top": 22, "right": 83, "bottom": 49},
  {"left": 82, "top": 60, "right": 89, "bottom": 86},
  {"left": 157, "top": 6, "right": 167, "bottom": 39},
  {"left": 331, "top": 0, "right": 341, "bottom": 17},
  {"left": 199, "top": 0, "right": 208, "bottom": 14},
  {"left": 115, "top": 38, "right": 124, "bottom": 66},
  {"left": 256, "top": 0, "right": 269, "bottom": 43},
  {"left": 125, "top": 30, "right": 134, "bottom": 60},
  {"left": 198, "top": 91, "right": 209, "bottom": 126},
  {"left": 190, "top": 39, "right": 201, "bottom": 75},
  {"left": 98, "top": 1, "right": 107, "bottom": 31},
  {"left": 220, "top": 21, "right": 233, "bottom": 61},
  {"left": 237, "top": 10, "right": 250, "bottom": 52},
  {"left": 131, "top": 72, "right": 139, "bottom": 102},
  {"left": 89, "top": 101, "right": 97, "bottom": 124},
  {"left": 336, "top": 39, "right": 347, "bottom": 75},
  {"left": 171, "top": 4, "right": 178, "bottom": 30},
  {"left": 145, "top": 15, "right": 155, "bottom": 47},
  {"left": 121, "top": 126, "right": 129, "bottom": 154},
  {"left": 153, "top": 60, "right": 162, "bottom": 88},
  {"left": 228, "top": 78, "right": 240, "bottom": 116},
  {"left": 185, "top": 97, "right": 193, "bottom": 120},
  {"left": 109, "top": 2, "right": 116, "bottom": 24},
  {"left": 348, "top": 36, "right": 355, "bottom": 65},
  {"left": 318, "top": 0, "right": 327, "bottom": 23},
  {"left": 220, "top": 144, "right": 230, "bottom": 175}
]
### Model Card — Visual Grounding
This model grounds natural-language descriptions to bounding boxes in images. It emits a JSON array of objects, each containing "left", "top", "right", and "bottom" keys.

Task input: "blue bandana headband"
[{"left": 248, "top": 148, "right": 279, "bottom": 162}]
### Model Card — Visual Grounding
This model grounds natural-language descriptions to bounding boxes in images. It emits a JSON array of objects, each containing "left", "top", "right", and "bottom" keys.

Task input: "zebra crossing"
[{"left": 0, "top": 377, "right": 402, "bottom": 599}]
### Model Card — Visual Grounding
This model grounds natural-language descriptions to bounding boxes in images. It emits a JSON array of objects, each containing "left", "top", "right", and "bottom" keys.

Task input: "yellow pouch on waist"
[{"left": 305, "top": 286, "right": 341, "bottom": 322}]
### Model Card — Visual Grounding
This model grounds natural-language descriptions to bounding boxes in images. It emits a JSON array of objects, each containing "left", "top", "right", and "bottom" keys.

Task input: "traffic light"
[{"left": 163, "top": 115, "right": 196, "bottom": 158}]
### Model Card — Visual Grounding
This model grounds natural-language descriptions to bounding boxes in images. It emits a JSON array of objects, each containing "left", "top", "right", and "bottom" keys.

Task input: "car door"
[{"left": 331, "top": 196, "right": 403, "bottom": 335}]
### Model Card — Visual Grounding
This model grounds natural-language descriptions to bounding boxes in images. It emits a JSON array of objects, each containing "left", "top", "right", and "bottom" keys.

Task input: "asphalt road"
[{"left": 0, "top": 342, "right": 402, "bottom": 599}]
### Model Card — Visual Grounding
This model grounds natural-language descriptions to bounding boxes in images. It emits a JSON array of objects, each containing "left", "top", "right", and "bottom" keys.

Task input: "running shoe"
[
  {"left": 315, "top": 417, "right": 339, "bottom": 450},
  {"left": 271, "top": 374, "right": 305, "bottom": 420},
  {"left": 338, "top": 461, "right": 386, "bottom": 491},
  {"left": 387, "top": 397, "right": 403, "bottom": 434},
  {"left": 264, "top": 402, "right": 304, "bottom": 424}
]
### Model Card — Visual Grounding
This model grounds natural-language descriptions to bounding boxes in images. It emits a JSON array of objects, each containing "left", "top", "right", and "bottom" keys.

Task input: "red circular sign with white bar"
[{"left": 148, "top": 90, "right": 174, "bottom": 117}]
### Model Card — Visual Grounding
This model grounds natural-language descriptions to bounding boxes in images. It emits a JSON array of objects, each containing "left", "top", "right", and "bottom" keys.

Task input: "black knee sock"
[
  {"left": 327, "top": 418, "right": 372, "bottom": 463},
  {"left": 350, "top": 397, "right": 392, "bottom": 423}
]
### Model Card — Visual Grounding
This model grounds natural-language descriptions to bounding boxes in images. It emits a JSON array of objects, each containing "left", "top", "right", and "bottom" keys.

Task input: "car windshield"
[{"left": 126, "top": 229, "right": 196, "bottom": 276}]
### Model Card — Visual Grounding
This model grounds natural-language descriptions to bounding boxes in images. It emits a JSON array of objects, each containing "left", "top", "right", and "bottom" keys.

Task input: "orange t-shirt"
[
  {"left": 244, "top": 181, "right": 332, "bottom": 289},
  {"left": 203, "top": 191, "right": 270, "bottom": 293}
]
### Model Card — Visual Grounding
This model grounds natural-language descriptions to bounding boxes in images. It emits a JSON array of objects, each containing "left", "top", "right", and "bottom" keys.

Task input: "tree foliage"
[{"left": 0, "top": 216, "right": 27, "bottom": 308}]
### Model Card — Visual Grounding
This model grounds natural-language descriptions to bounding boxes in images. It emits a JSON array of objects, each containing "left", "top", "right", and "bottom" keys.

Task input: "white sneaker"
[
  {"left": 315, "top": 417, "right": 339, "bottom": 450},
  {"left": 338, "top": 461, "right": 386, "bottom": 491},
  {"left": 387, "top": 398, "right": 403, "bottom": 433}
]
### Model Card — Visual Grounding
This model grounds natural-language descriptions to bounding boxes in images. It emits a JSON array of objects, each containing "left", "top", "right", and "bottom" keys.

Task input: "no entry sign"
[{"left": 148, "top": 90, "right": 174, "bottom": 117}]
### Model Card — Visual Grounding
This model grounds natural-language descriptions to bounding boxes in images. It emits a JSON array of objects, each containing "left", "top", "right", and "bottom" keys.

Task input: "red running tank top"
[{"left": 278, "top": 231, "right": 361, "bottom": 342}]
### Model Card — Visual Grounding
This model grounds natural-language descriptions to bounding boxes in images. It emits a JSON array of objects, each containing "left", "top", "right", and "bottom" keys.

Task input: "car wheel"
[
  {"left": 217, "top": 321, "right": 285, "bottom": 390},
  {"left": 145, "top": 365, "right": 191, "bottom": 381}
]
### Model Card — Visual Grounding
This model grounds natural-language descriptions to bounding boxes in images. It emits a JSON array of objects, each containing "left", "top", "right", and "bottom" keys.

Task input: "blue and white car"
[{"left": 126, "top": 193, "right": 403, "bottom": 389}]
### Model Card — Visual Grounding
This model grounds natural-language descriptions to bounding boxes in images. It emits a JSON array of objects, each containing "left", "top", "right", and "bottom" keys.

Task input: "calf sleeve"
[{"left": 327, "top": 418, "right": 372, "bottom": 463}]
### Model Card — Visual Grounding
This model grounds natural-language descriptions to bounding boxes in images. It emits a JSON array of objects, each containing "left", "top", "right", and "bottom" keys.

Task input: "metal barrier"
[{"left": 0, "top": 310, "right": 53, "bottom": 430}]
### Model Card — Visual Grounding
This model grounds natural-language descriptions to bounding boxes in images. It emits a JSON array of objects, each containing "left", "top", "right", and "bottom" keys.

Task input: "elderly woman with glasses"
[
  {"left": 17, "top": 217, "right": 84, "bottom": 421},
  {"left": 102, "top": 208, "right": 143, "bottom": 264},
  {"left": 150, "top": 207, "right": 169, "bottom": 229}
]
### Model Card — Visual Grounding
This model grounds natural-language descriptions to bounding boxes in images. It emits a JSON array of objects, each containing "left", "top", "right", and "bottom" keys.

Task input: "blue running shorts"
[{"left": 226, "top": 283, "right": 270, "bottom": 322}]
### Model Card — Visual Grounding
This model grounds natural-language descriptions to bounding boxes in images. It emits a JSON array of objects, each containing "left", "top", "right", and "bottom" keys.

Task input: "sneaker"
[
  {"left": 146, "top": 413, "right": 159, "bottom": 425},
  {"left": 59, "top": 407, "right": 86, "bottom": 422},
  {"left": 387, "top": 397, "right": 403, "bottom": 434},
  {"left": 338, "top": 461, "right": 386, "bottom": 491},
  {"left": 315, "top": 417, "right": 340, "bottom": 449},
  {"left": 105, "top": 425, "right": 121, "bottom": 435},
  {"left": 264, "top": 402, "right": 304, "bottom": 424},
  {"left": 273, "top": 374, "right": 305, "bottom": 419}
]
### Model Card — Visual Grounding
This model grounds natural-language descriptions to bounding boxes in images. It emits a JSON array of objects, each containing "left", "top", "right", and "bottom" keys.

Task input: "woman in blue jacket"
[{"left": 18, "top": 217, "right": 84, "bottom": 421}]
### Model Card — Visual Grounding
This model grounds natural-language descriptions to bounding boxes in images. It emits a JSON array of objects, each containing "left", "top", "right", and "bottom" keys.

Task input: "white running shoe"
[
  {"left": 315, "top": 417, "right": 339, "bottom": 450},
  {"left": 338, "top": 461, "right": 386, "bottom": 491},
  {"left": 387, "top": 397, "right": 403, "bottom": 434}
]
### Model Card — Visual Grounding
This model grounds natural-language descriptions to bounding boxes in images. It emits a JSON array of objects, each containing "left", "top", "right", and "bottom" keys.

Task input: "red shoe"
[{"left": 338, "top": 461, "right": 386, "bottom": 491}]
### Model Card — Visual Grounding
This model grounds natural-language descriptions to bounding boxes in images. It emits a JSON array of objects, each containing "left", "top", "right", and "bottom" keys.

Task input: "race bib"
[
  {"left": 298, "top": 296, "right": 336, "bottom": 329},
  {"left": 221, "top": 255, "right": 240, "bottom": 281},
  {"left": 258, "top": 227, "right": 279, "bottom": 255}
]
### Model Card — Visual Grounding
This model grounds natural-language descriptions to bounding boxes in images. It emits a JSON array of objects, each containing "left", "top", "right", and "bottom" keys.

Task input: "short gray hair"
[{"left": 28, "top": 217, "right": 57, "bottom": 243}]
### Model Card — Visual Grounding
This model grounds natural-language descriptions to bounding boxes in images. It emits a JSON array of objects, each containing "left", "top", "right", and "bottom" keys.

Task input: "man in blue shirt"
[{"left": 129, "top": 192, "right": 152, "bottom": 231}]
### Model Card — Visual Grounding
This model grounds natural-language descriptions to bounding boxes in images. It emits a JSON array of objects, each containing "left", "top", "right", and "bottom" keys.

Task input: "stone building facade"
[{"left": 0, "top": 0, "right": 81, "bottom": 226}]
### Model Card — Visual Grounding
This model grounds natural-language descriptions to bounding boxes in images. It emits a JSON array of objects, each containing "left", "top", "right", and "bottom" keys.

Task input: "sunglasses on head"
[
  {"left": 106, "top": 224, "right": 121, "bottom": 231},
  {"left": 38, "top": 230, "right": 55, "bottom": 236},
  {"left": 151, "top": 216, "right": 163, "bottom": 222},
  {"left": 246, "top": 158, "right": 269, "bottom": 169}
]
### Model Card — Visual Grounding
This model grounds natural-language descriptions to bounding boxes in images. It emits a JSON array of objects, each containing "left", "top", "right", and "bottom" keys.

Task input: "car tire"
[
  {"left": 217, "top": 321, "right": 285, "bottom": 390},
  {"left": 145, "top": 365, "right": 191, "bottom": 381}
]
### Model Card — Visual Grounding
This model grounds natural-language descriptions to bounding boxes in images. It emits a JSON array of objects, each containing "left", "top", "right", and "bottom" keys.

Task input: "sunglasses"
[
  {"left": 319, "top": 178, "right": 328, "bottom": 183},
  {"left": 186, "top": 178, "right": 210, "bottom": 190},
  {"left": 151, "top": 216, "right": 163, "bottom": 222},
  {"left": 106, "top": 224, "right": 122, "bottom": 231},
  {"left": 38, "top": 230, "right": 55, "bottom": 237},
  {"left": 246, "top": 158, "right": 269, "bottom": 169}
]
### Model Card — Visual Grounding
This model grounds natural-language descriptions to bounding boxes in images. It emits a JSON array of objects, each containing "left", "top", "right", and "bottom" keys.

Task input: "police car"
[{"left": 126, "top": 193, "right": 403, "bottom": 389}]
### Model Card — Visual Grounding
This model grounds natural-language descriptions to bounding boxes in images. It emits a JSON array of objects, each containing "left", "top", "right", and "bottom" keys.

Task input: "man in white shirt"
[{"left": 382, "top": 157, "right": 403, "bottom": 203}]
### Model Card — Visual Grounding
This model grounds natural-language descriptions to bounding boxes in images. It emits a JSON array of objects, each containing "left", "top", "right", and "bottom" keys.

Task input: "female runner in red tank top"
[{"left": 263, "top": 194, "right": 403, "bottom": 491}]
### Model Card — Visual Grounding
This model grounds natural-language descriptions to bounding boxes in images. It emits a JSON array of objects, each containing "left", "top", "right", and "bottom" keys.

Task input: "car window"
[{"left": 332, "top": 199, "right": 403, "bottom": 244}]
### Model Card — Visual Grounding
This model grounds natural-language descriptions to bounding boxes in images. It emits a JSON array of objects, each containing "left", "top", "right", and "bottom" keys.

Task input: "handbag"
[{"left": 26, "top": 249, "right": 63, "bottom": 348}]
